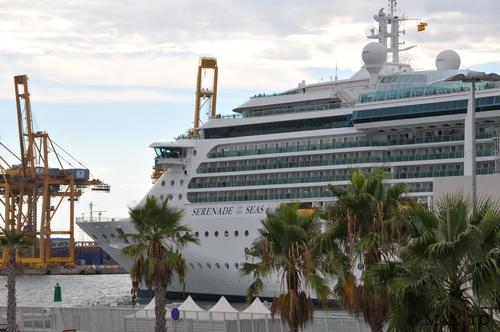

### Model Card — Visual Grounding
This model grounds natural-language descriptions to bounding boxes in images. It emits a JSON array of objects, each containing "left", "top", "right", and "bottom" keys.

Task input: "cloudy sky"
[{"left": 0, "top": 0, "right": 499, "bottom": 235}]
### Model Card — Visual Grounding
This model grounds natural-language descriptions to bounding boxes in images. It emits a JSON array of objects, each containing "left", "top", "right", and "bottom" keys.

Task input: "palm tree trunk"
[
  {"left": 7, "top": 247, "right": 17, "bottom": 332},
  {"left": 154, "top": 285, "right": 167, "bottom": 332}
]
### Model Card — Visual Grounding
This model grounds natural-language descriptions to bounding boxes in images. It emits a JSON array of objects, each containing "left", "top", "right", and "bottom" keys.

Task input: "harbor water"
[{"left": 0, "top": 274, "right": 132, "bottom": 306}]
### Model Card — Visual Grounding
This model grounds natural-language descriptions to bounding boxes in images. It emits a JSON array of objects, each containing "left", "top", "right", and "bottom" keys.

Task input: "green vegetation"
[
  {"left": 0, "top": 227, "right": 32, "bottom": 332},
  {"left": 240, "top": 204, "right": 330, "bottom": 332},
  {"left": 242, "top": 169, "right": 499, "bottom": 331},
  {"left": 364, "top": 195, "right": 500, "bottom": 331},
  {"left": 123, "top": 196, "right": 199, "bottom": 332}
]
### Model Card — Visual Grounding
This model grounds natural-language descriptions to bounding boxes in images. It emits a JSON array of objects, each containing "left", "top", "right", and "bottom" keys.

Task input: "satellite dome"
[
  {"left": 362, "top": 42, "right": 387, "bottom": 66},
  {"left": 435, "top": 50, "right": 461, "bottom": 70}
]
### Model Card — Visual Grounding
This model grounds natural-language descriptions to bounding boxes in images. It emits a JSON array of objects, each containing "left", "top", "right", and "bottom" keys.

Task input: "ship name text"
[{"left": 191, "top": 205, "right": 265, "bottom": 217}]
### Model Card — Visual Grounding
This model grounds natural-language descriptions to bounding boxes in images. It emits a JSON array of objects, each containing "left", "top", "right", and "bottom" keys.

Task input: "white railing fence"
[{"left": 0, "top": 306, "right": 371, "bottom": 332}]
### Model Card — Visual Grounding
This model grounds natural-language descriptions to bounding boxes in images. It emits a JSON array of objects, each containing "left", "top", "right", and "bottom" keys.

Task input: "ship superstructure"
[{"left": 78, "top": 1, "right": 500, "bottom": 300}]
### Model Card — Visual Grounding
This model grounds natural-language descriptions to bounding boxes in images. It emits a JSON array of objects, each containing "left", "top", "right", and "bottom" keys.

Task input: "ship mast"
[{"left": 368, "top": 0, "right": 415, "bottom": 64}]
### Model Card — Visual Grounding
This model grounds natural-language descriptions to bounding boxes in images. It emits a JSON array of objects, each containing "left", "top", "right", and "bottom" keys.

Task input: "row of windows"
[
  {"left": 189, "top": 262, "right": 240, "bottom": 271},
  {"left": 203, "top": 115, "right": 352, "bottom": 139},
  {"left": 194, "top": 230, "right": 250, "bottom": 238},
  {"left": 188, "top": 166, "right": 498, "bottom": 203},
  {"left": 238, "top": 99, "right": 342, "bottom": 118},
  {"left": 352, "top": 95, "right": 500, "bottom": 124},
  {"left": 197, "top": 149, "right": 499, "bottom": 174}
]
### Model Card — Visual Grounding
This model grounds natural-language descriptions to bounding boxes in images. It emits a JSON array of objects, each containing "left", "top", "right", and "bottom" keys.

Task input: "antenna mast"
[{"left": 368, "top": 0, "right": 415, "bottom": 64}]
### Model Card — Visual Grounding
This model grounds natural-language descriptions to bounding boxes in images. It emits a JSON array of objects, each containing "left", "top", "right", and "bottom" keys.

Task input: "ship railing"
[
  {"left": 76, "top": 216, "right": 117, "bottom": 223},
  {"left": 199, "top": 150, "right": 497, "bottom": 174},
  {"left": 207, "top": 132, "right": 496, "bottom": 158}
]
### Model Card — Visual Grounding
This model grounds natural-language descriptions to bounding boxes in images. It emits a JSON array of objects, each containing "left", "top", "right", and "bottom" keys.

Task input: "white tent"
[
  {"left": 209, "top": 296, "right": 238, "bottom": 313},
  {"left": 178, "top": 296, "right": 205, "bottom": 312},
  {"left": 242, "top": 298, "right": 271, "bottom": 315},
  {"left": 177, "top": 295, "right": 208, "bottom": 319},
  {"left": 208, "top": 296, "right": 239, "bottom": 320}
]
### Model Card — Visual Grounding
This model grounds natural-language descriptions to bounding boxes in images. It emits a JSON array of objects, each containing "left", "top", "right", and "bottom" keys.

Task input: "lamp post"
[{"left": 445, "top": 72, "right": 500, "bottom": 214}]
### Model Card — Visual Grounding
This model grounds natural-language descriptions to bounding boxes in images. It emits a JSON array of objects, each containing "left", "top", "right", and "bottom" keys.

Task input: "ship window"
[
  {"left": 193, "top": 150, "right": 197, "bottom": 156},
  {"left": 215, "top": 263, "right": 221, "bottom": 269},
  {"left": 189, "top": 263, "right": 195, "bottom": 269},
  {"left": 206, "top": 263, "right": 211, "bottom": 269},
  {"left": 195, "top": 232, "right": 199, "bottom": 238},
  {"left": 244, "top": 231, "right": 249, "bottom": 237},
  {"left": 225, "top": 263, "right": 229, "bottom": 269},
  {"left": 160, "top": 195, "right": 164, "bottom": 200},
  {"left": 224, "top": 231, "right": 229, "bottom": 237},
  {"left": 178, "top": 194, "right": 182, "bottom": 200},
  {"left": 205, "top": 231, "right": 209, "bottom": 237},
  {"left": 198, "top": 263, "right": 203, "bottom": 269},
  {"left": 161, "top": 180, "right": 165, "bottom": 186},
  {"left": 102, "top": 234, "right": 108, "bottom": 239},
  {"left": 110, "top": 233, "right": 115, "bottom": 239},
  {"left": 91, "top": 234, "right": 97, "bottom": 240},
  {"left": 234, "top": 231, "right": 239, "bottom": 237},
  {"left": 171, "top": 180, "right": 175, "bottom": 186},
  {"left": 214, "top": 231, "right": 219, "bottom": 237},
  {"left": 180, "top": 179, "right": 184, "bottom": 185},
  {"left": 234, "top": 263, "right": 239, "bottom": 269}
]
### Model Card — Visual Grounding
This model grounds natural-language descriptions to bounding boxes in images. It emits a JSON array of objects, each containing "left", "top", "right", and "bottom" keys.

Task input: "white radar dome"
[
  {"left": 435, "top": 50, "right": 461, "bottom": 70},
  {"left": 362, "top": 42, "right": 387, "bottom": 66}
]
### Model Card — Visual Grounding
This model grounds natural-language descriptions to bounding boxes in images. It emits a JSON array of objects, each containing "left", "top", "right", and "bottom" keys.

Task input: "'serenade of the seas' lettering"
[{"left": 191, "top": 205, "right": 265, "bottom": 216}]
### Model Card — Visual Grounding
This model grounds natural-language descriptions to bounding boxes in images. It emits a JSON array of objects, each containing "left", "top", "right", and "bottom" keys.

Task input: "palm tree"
[
  {"left": 240, "top": 203, "right": 331, "bottom": 332},
  {"left": 315, "top": 168, "right": 406, "bottom": 331},
  {"left": 122, "top": 196, "right": 199, "bottom": 332},
  {"left": 364, "top": 195, "right": 500, "bottom": 331},
  {"left": 0, "top": 227, "right": 32, "bottom": 332}
]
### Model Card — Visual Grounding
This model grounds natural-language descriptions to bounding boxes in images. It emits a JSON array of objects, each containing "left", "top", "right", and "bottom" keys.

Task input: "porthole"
[
  {"left": 168, "top": 194, "right": 173, "bottom": 200},
  {"left": 189, "top": 263, "right": 195, "bottom": 269},
  {"left": 195, "top": 232, "right": 199, "bottom": 238},
  {"left": 171, "top": 180, "right": 175, "bottom": 186},
  {"left": 234, "top": 263, "right": 239, "bottom": 269},
  {"left": 234, "top": 231, "right": 239, "bottom": 237},
  {"left": 206, "top": 263, "right": 211, "bottom": 269},
  {"left": 102, "top": 234, "right": 108, "bottom": 239},
  {"left": 225, "top": 263, "right": 229, "bottom": 269},
  {"left": 205, "top": 231, "right": 209, "bottom": 237},
  {"left": 193, "top": 150, "right": 197, "bottom": 156},
  {"left": 223, "top": 231, "right": 228, "bottom": 237},
  {"left": 244, "top": 230, "right": 249, "bottom": 237},
  {"left": 244, "top": 247, "right": 249, "bottom": 254},
  {"left": 215, "top": 263, "right": 220, "bottom": 269},
  {"left": 180, "top": 179, "right": 184, "bottom": 185},
  {"left": 214, "top": 231, "right": 219, "bottom": 237},
  {"left": 161, "top": 180, "right": 166, "bottom": 186},
  {"left": 110, "top": 233, "right": 116, "bottom": 239},
  {"left": 91, "top": 234, "right": 97, "bottom": 240},
  {"left": 198, "top": 263, "right": 203, "bottom": 269},
  {"left": 178, "top": 194, "right": 182, "bottom": 200}
]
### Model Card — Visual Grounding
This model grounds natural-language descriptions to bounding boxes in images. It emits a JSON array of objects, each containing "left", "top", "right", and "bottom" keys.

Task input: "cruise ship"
[{"left": 77, "top": 1, "right": 500, "bottom": 300}]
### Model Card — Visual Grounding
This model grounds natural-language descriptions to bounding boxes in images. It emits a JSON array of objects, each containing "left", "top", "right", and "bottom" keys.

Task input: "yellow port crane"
[{"left": 0, "top": 74, "right": 109, "bottom": 267}]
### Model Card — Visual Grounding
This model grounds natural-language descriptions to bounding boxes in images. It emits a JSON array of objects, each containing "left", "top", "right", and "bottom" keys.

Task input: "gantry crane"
[
  {"left": 0, "top": 74, "right": 109, "bottom": 267},
  {"left": 194, "top": 57, "right": 218, "bottom": 130}
]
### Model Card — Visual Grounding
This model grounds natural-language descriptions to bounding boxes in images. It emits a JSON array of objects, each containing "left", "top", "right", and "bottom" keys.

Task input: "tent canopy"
[
  {"left": 242, "top": 297, "right": 271, "bottom": 315},
  {"left": 177, "top": 296, "right": 205, "bottom": 312},
  {"left": 209, "top": 296, "right": 238, "bottom": 313}
]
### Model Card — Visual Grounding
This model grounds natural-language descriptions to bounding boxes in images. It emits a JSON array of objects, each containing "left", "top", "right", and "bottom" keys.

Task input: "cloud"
[{"left": 0, "top": 0, "right": 498, "bottom": 102}]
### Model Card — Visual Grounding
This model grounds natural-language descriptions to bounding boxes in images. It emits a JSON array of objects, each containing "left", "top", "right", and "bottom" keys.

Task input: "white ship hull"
[{"left": 78, "top": 202, "right": 285, "bottom": 300}]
